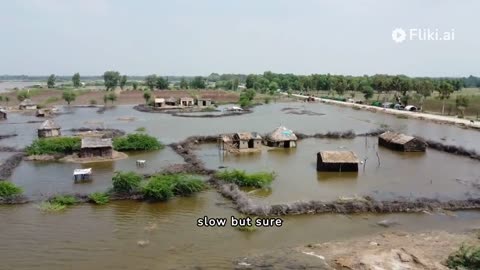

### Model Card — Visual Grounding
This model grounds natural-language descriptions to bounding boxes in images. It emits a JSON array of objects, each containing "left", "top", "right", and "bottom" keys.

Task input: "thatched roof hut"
[
  {"left": 317, "top": 151, "right": 359, "bottom": 172},
  {"left": 378, "top": 131, "right": 426, "bottom": 152},
  {"left": 264, "top": 126, "right": 297, "bottom": 148},
  {"left": 79, "top": 137, "right": 113, "bottom": 158},
  {"left": 233, "top": 132, "right": 262, "bottom": 149},
  {"left": 165, "top": 97, "right": 177, "bottom": 106},
  {"left": 154, "top": 98, "right": 165, "bottom": 107},
  {"left": 19, "top": 99, "right": 37, "bottom": 110},
  {"left": 38, "top": 119, "right": 61, "bottom": 138}
]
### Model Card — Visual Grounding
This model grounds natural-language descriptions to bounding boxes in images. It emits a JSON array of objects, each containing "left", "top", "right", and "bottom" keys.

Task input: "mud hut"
[
  {"left": 378, "top": 131, "right": 426, "bottom": 152},
  {"left": 36, "top": 109, "right": 47, "bottom": 117},
  {"left": 317, "top": 151, "right": 359, "bottom": 172},
  {"left": 264, "top": 126, "right": 297, "bottom": 148},
  {"left": 79, "top": 137, "right": 113, "bottom": 158},
  {"left": 180, "top": 97, "right": 194, "bottom": 107},
  {"left": 219, "top": 132, "right": 262, "bottom": 153},
  {"left": 165, "top": 97, "right": 177, "bottom": 106},
  {"left": 37, "top": 119, "right": 61, "bottom": 138},
  {"left": 197, "top": 98, "right": 212, "bottom": 107},
  {"left": 154, "top": 98, "right": 165, "bottom": 108},
  {"left": 0, "top": 109, "right": 6, "bottom": 120},
  {"left": 19, "top": 99, "right": 37, "bottom": 110}
]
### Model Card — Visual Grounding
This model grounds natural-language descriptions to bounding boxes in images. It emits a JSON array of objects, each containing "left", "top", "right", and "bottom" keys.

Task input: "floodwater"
[
  {"left": 1, "top": 102, "right": 480, "bottom": 269},
  {"left": 0, "top": 81, "right": 43, "bottom": 92}
]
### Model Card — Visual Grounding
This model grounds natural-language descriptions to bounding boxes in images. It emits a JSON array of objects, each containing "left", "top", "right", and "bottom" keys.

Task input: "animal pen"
[
  {"left": 378, "top": 131, "right": 427, "bottom": 152},
  {"left": 317, "top": 151, "right": 359, "bottom": 172},
  {"left": 264, "top": 126, "right": 298, "bottom": 148}
]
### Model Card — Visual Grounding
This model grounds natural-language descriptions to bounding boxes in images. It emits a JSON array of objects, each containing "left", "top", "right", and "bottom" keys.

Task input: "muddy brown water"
[{"left": 1, "top": 102, "right": 480, "bottom": 269}]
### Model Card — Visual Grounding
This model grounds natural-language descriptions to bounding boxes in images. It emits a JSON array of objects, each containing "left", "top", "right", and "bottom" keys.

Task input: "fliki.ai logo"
[{"left": 391, "top": 28, "right": 455, "bottom": 43}]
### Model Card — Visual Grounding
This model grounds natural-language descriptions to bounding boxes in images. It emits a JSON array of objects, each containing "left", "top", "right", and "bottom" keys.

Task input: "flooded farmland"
[{"left": 1, "top": 102, "right": 480, "bottom": 269}]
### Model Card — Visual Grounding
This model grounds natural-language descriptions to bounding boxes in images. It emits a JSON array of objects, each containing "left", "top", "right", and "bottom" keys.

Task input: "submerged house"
[
  {"left": 317, "top": 151, "right": 359, "bottom": 172},
  {"left": 220, "top": 132, "right": 262, "bottom": 153},
  {"left": 37, "top": 119, "right": 61, "bottom": 138},
  {"left": 197, "top": 98, "right": 212, "bottom": 107},
  {"left": 0, "top": 109, "right": 6, "bottom": 120},
  {"left": 19, "top": 99, "right": 37, "bottom": 110},
  {"left": 73, "top": 168, "right": 92, "bottom": 182},
  {"left": 378, "top": 131, "right": 426, "bottom": 152},
  {"left": 165, "top": 97, "right": 177, "bottom": 106},
  {"left": 264, "top": 126, "right": 297, "bottom": 148},
  {"left": 36, "top": 109, "right": 47, "bottom": 117},
  {"left": 179, "top": 97, "right": 194, "bottom": 107},
  {"left": 79, "top": 137, "right": 113, "bottom": 158},
  {"left": 154, "top": 98, "right": 165, "bottom": 108}
]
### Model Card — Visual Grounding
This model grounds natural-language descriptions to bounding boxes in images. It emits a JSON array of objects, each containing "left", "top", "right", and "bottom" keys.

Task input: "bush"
[
  {"left": 143, "top": 174, "right": 206, "bottom": 201},
  {"left": 215, "top": 169, "right": 275, "bottom": 188},
  {"left": 112, "top": 171, "right": 142, "bottom": 193},
  {"left": 88, "top": 192, "right": 109, "bottom": 205},
  {"left": 26, "top": 137, "right": 81, "bottom": 155},
  {"left": 113, "top": 133, "right": 163, "bottom": 151},
  {"left": 39, "top": 202, "right": 66, "bottom": 212},
  {"left": 446, "top": 245, "right": 480, "bottom": 269},
  {"left": 50, "top": 195, "right": 78, "bottom": 206},
  {"left": 0, "top": 181, "right": 23, "bottom": 197},
  {"left": 135, "top": 127, "right": 146, "bottom": 132}
]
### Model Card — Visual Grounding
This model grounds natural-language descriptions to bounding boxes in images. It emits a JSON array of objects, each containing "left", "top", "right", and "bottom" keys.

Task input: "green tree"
[
  {"left": 268, "top": 81, "right": 278, "bottom": 95},
  {"left": 103, "top": 71, "right": 120, "bottom": 91},
  {"left": 180, "top": 77, "right": 189, "bottom": 89},
  {"left": 362, "top": 86, "right": 374, "bottom": 100},
  {"left": 119, "top": 75, "right": 127, "bottom": 90},
  {"left": 190, "top": 76, "right": 206, "bottom": 89},
  {"left": 238, "top": 89, "right": 256, "bottom": 107},
  {"left": 245, "top": 74, "right": 256, "bottom": 89},
  {"left": 332, "top": 76, "right": 347, "bottom": 96},
  {"left": 455, "top": 95, "right": 469, "bottom": 118},
  {"left": 143, "top": 91, "right": 151, "bottom": 104},
  {"left": 17, "top": 90, "right": 30, "bottom": 102},
  {"left": 62, "top": 90, "right": 76, "bottom": 105},
  {"left": 156, "top": 77, "right": 169, "bottom": 90},
  {"left": 438, "top": 81, "right": 454, "bottom": 115},
  {"left": 103, "top": 94, "right": 108, "bottom": 105},
  {"left": 47, "top": 74, "right": 56, "bottom": 88},
  {"left": 107, "top": 92, "right": 117, "bottom": 104},
  {"left": 145, "top": 74, "right": 157, "bottom": 91},
  {"left": 72, "top": 73, "right": 81, "bottom": 87},
  {"left": 132, "top": 81, "right": 138, "bottom": 90}
]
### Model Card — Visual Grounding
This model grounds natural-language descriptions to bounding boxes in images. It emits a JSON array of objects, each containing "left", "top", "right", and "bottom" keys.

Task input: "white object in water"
[
  {"left": 136, "top": 160, "right": 146, "bottom": 167},
  {"left": 73, "top": 168, "right": 92, "bottom": 181}
]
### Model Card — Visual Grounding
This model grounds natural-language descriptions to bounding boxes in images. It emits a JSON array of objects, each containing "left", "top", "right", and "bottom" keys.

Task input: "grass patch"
[
  {"left": 26, "top": 137, "right": 81, "bottom": 155},
  {"left": 42, "top": 96, "right": 60, "bottom": 105},
  {"left": 88, "top": 192, "right": 110, "bottom": 205},
  {"left": 113, "top": 133, "right": 163, "bottom": 151},
  {"left": 39, "top": 202, "right": 66, "bottom": 212},
  {"left": 50, "top": 195, "right": 78, "bottom": 206},
  {"left": 215, "top": 169, "right": 275, "bottom": 188},
  {"left": 143, "top": 174, "right": 206, "bottom": 201},
  {"left": 0, "top": 181, "right": 23, "bottom": 198},
  {"left": 396, "top": 114, "right": 408, "bottom": 119},
  {"left": 112, "top": 171, "right": 142, "bottom": 193},
  {"left": 135, "top": 127, "right": 146, "bottom": 132},
  {"left": 200, "top": 106, "right": 216, "bottom": 112},
  {"left": 446, "top": 245, "right": 480, "bottom": 269}
]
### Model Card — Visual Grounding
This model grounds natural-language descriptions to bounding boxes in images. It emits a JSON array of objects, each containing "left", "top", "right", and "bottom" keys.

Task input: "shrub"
[
  {"left": 215, "top": 169, "right": 275, "bottom": 188},
  {"left": 0, "top": 181, "right": 23, "bottom": 197},
  {"left": 88, "top": 192, "right": 110, "bottom": 205},
  {"left": 50, "top": 195, "right": 78, "bottom": 206},
  {"left": 39, "top": 202, "right": 66, "bottom": 212},
  {"left": 135, "top": 127, "right": 146, "bottom": 132},
  {"left": 26, "top": 137, "right": 81, "bottom": 155},
  {"left": 113, "top": 133, "right": 163, "bottom": 151},
  {"left": 143, "top": 174, "right": 206, "bottom": 201},
  {"left": 112, "top": 171, "right": 142, "bottom": 193},
  {"left": 446, "top": 245, "right": 480, "bottom": 269}
]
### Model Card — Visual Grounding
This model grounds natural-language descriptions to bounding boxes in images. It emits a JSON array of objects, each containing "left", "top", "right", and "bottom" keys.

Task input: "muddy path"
[
  {"left": 133, "top": 104, "right": 253, "bottom": 118},
  {"left": 0, "top": 153, "right": 25, "bottom": 179}
]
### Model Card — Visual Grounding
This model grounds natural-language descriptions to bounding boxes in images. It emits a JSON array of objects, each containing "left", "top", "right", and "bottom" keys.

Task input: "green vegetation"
[
  {"left": 239, "top": 89, "right": 256, "bottom": 107},
  {"left": 107, "top": 92, "right": 117, "bottom": 104},
  {"left": 39, "top": 202, "right": 66, "bottom": 212},
  {"left": 119, "top": 75, "right": 127, "bottom": 90},
  {"left": 62, "top": 90, "right": 76, "bottom": 105},
  {"left": 43, "top": 96, "right": 60, "bottom": 105},
  {"left": 26, "top": 137, "right": 81, "bottom": 155},
  {"left": 88, "top": 192, "right": 110, "bottom": 205},
  {"left": 103, "top": 71, "right": 120, "bottom": 91},
  {"left": 190, "top": 76, "right": 206, "bottom": 89},
  {"left": 17, "top": 90, "right": 31, "bottom": 102},
  {"left": 215, "top": 169, "right": 275, "bottom": 188},
  {"left": 143, "top": 91, "right": 151, "bottom": 104},
  {"left": 112, "top": 171, "right": 142, "bottom": 193},
  {"left": 113, "top": 133, "right": 163, "bottom": 151},
  {"left": 143, "top": 174, "right": 206, "bottom": 201},
  {"left": 0, "top": 181, "right": 23, "bottom": 198},
  {"left": 135, "top": 127, "right": 147, "bottom": 132},
  {"left": 446, "top": 245, "right": 480, "bottom": 269},
  {"left": 47, "top": 74, "right": 56, "bottom": 88},
  {"left": 72, "top": 73, "right": 81, "bottom": 87},
  {"left": 50, "top": 195, "right": 78, "bottom": 206}
]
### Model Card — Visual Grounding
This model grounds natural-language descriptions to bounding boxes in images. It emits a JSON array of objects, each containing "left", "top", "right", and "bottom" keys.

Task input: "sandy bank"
[{"left": 290, "top": 93, "right": 480, "bottom": 130}]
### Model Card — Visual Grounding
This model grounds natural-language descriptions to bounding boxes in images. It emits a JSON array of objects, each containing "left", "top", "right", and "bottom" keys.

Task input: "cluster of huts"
[
  {"left": 220, "top": 127, "right": 427, "bottom": 173},
  {"left": 220, "top": 126, "right": 298, "bottom": 153},
  {"left": 153, "top": 97, "right": 212, "bottom": 108}
]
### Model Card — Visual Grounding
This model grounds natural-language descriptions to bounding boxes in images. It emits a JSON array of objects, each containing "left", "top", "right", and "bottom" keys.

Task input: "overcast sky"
[{"left": 0, "top": 0, "right": 478, "bottom": 77}]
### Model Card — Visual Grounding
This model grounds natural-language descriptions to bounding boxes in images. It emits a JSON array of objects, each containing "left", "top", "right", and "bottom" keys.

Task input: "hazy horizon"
[{"left": 1, "top": 0, "right": 479, "bottom": 77}]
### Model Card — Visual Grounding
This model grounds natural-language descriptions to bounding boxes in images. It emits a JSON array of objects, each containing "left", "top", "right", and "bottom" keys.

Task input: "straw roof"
[
  {"left": 154, "top": 98, "right": 165, "bottom": 103},
  {"left": 180, "top": 97, "right": 194, "bottom": 101},
  {"left": 379, "top": 131, "right": 415, "bottom": 145},
  {"left": 19, "top": 99, "right": 36, "bottom": 106},
  {"left": 38, "top": 119, "right": 60, "bottom": 130},
  {"left": 166, "top": 97, "right": 177, "bottom": 103},
  {"left": 234, "top": 132, "right": 262, "bottom": 141},
  {"left": 81, "top": 137, "right": 112, "bottom": 149},
  {"left": 267, "top": 126, "right": 297, "bottom": 142},
  {"left": 319, "top": 151, "right": 359, "bottom": 163}
]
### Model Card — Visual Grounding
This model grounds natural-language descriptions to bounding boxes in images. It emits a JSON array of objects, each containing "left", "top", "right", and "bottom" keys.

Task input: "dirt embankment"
[
  {"left": 133, "top": 104, "right": 253, "bottom": 118},
  {"left": 420, "top": 137, "right": 480, "bottom": 161},
  {"left": 236, "top": 230, "right": 479, "bottom": 270},
  {"left": 0, "top": 153, "right": 25, "bottom": 179},
  {"left": 169, "top": 135, "right": 218, "bottom": 175}
]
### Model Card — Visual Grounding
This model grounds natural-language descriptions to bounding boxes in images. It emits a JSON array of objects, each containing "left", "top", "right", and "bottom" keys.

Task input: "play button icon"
[{"left": 392, "top": 28, "right": 407, "bottom": 43}]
